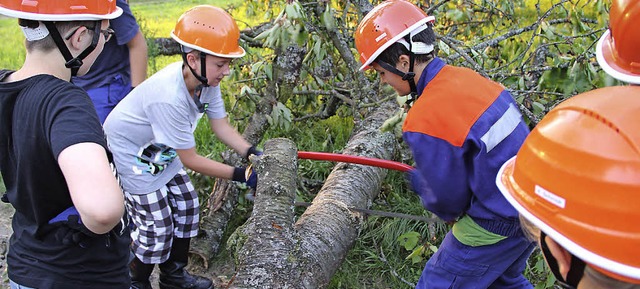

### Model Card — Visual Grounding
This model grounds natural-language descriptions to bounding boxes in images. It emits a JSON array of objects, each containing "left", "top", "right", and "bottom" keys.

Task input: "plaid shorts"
[{"left": 124, "top": 169, "right": 200, "bottom": 264}]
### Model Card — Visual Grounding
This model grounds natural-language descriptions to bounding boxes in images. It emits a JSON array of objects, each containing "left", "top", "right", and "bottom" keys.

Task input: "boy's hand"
[
  {"left": 245, "top": 167, "right": 257, "bottom": 190},
  {"left": 246, "top": 146, "right": 263, "bottom": 158},
  {"left": 233, "top": 166, "right": 258, "bottom": 190}
]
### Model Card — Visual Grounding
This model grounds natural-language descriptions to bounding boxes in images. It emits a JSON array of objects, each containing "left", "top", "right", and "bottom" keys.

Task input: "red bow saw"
[
  {"left": 297, "top": 151, "right": 413, "bottom": 172},
  {"left": 245, "top": 151, "right": 413, "bottom": 180}
]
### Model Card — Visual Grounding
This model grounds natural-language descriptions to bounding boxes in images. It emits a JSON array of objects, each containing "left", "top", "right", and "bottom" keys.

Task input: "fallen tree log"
[{"left": 227, "top": 99, "right": 399, "bottom": 288}]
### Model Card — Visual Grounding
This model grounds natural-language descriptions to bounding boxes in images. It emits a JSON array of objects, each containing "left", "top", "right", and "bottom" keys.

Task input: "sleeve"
[
  {"left": 404, "top": 132, "right": 472, "bottom": 222},
  {"left": 111, "top": 0, "right": 141, "bottom": 46},
  {"left": 47, "top": 86, "right": 107, "bottom": 159},
  {"left": 145, "top": 102, "right": 196, "bottom": 150},
  {"left": 203, "top": 86, "right": 228, "bottom": 120}
]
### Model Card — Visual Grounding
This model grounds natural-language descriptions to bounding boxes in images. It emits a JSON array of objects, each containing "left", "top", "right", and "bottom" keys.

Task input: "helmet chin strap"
[
  {"left": 181, "top": 50, "right": 209, "bottom": 113},
  {"left": 375, "top": 40, "right": 419, "bottom": 108},
  {"left": 44, "top": 21, "right": 100, "bottom": 77},
  {"left": 376, "top": 24, "right": 435, "bottom": 108}
]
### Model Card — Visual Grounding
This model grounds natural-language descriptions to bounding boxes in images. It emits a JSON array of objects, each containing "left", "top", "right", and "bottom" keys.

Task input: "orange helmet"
[
  {"left": 595, "top": 0, "right": 640, "bottom": 84},
  {"left": 497, "top": 86, "right": 640, "bottom": 283},
  {"left": 170, "top": 5, "right": 245, "bottom": 58},
  {"left": 0, "top": 0, "right": 122, "bottom": 21},
  {"left": 354, "top": 0, "right": 435, "bottom": 71}
]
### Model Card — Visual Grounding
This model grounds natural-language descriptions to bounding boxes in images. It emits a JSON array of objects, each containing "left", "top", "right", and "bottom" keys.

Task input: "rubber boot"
[
  {"left": 130, "top": 256, "right": 155, "bottom": 289},
  {"left": 158, "top": 238, "right": 213, "bottom": 289}
]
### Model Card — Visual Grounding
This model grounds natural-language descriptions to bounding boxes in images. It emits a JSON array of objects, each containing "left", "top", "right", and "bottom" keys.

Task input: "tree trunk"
[
  {"left": 229, "top": 100, "right": 399, "bottom": 288},
  {"left": 190, "top": 43, "right": 307, "bottom": 264}
]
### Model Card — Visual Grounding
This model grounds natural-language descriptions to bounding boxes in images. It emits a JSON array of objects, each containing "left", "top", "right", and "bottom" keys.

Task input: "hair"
[
  {"left": 19, "top": 19, "right": 97, "bottom": 52},
  {"left": 376, "top": 23, "right": 437, "bottom": 66}
]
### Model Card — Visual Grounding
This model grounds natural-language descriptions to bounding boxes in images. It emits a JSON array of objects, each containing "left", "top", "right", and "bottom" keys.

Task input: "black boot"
[
  {"left": 130, "top": 256, "right": 155, "bottom": 289},
  {"left": 158, "top": 238, "right": 213, "bottom": 289}
]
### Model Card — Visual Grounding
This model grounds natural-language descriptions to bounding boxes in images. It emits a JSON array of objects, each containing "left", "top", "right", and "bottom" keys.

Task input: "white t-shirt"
[{"left": 104, "top": 61, "right": 227, "bottom": 194}]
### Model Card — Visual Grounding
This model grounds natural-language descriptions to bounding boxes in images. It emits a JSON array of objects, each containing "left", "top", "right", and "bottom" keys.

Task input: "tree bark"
[{"left": 229, "top": 100, "right": 399, "bottom": 288}]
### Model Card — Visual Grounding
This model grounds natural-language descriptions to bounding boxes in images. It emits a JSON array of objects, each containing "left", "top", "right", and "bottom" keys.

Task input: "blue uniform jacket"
[{"left": 403, "top": 58, "right": 529, "bottom": 235}]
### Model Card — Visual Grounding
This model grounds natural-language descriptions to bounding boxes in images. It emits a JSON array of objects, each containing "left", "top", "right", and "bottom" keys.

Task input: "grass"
[{"left": 0, "top": 17, "right": 24, "bottom": 70}]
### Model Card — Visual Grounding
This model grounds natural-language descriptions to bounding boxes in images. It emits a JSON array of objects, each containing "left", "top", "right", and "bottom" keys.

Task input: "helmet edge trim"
[
  {"left": 170, "top": 31, "right": 246, "bottom": 59},
  {"left": 0, "top": 6, "right": 123, "bottom": 21},
  {"left": 596, "top": 30, "right": 640, "bottom": 84}
]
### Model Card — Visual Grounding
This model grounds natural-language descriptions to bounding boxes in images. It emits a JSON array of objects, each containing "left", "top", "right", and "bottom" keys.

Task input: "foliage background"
[{"left": 0, "top": 0, "right": 613, "bottom": 288}]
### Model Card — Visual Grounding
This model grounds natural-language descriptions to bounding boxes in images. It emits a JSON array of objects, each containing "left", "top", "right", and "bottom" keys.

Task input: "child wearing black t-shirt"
[{"left": 0, "top": 1, "right": 130, "bottom": 288}]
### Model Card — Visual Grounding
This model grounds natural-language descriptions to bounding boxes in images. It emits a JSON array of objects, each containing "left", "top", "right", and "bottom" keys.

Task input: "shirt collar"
[{"left": 416, "top": 57, "right": 446, "bottom": 94}]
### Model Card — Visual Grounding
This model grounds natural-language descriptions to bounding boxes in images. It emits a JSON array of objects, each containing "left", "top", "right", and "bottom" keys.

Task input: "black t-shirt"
[{"left": 0, "top": 70, "right": 130, "bottom": 288}]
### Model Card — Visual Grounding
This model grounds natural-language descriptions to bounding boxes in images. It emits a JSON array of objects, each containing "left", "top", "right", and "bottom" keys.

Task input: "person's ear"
[
  {"left": 185, "top": 52, "right": 200, "bottom": 71},
  {"left": 397, "top": 55, "right": 411, "bottom": 71},
  {"left": 544, "top": 236, "right": 573, "bottom": 280},
  {"left": 67, "top": 26, "right": 91, "bottom": 51}
]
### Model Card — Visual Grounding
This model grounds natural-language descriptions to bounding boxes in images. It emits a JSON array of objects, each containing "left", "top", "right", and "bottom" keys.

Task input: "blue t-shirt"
[{"left": 72, "top": 0, "right": 140, "bottom": 89}]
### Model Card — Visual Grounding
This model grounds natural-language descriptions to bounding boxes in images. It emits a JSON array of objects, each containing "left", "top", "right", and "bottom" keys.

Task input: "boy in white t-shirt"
[{"left": 104, "top": 5, "right": 259, "bottom": 289}]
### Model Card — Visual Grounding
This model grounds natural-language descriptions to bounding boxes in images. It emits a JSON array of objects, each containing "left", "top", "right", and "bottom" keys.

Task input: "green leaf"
[
  {"left": 321, "top": 4, "right": 335, "bottom": 30},
  {"left": 446, "top": 9, "right": 465, "bottom": 22},
  {"left": 284, "top": 1, "right": 303, "bottom": 20},
  {"left": 532, "top": 101, "right": 545, "bottom": 114},
  {"left": 250, "top": 61, "right": 264, "bottom": 74},
  {"left": 406, "top": 245, "right": 426, "bottom": 264},
  {"left": 438, "top": 40, "right": 451, "bottom": 56},
  {"left": 397, "top": 231, "right": 420, "bottom": 251},
  {"left": 265, "top": 63, "right": 273, "bottom": 81},
  {"left": 518, "top": 77, "right": 525, "bottom": 90}
]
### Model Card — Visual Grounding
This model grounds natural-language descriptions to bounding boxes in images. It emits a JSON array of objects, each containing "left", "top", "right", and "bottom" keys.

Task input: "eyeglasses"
[
  {"left": 99, "top": 28, "right": 115, "bottom": 42},
  {"left": 539, "top": 231, "right": 586, "bottom": 289},
  {"left": 64, "top": 26, "right": 114, "bottom": 42}
]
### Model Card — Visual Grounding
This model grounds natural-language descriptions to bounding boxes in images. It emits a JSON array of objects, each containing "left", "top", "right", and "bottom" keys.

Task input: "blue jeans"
[{"left": 10, "top": 280, "right": 34, "bottom": 289}]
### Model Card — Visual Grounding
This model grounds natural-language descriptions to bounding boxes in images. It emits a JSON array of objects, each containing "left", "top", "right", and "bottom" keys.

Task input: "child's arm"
[
  {"left": 175, "top": 147, "right": 236, "bottom": 179},
  {"left": 58, "top": 142, "right": 124, "bottom": 234},
  {"left": 175, "top": 147, "right": 256, "bottom": 188},
  {"left": 209, "top": 117, "right": 253, "bottom": 157}
]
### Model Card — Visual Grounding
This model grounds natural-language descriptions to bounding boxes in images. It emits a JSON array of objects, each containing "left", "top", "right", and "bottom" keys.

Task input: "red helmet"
[
  {"left": 170, "top": 5, "right": 245, "bottom": 58},
  {"left": 0, "top": 0, "right": 122, "bottom": 21},
  {"left": 497, "top": 86, "right": 640, "bottom": 283},
  {"left": 354, "top": 0, "right": 435, "bottom": 71},
  {"left": 595, "top": 0, "right": 640, "bottom": 84}
]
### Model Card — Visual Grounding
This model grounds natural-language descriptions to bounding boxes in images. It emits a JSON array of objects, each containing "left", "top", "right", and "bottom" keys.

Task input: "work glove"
[
  {"left": 48, "top": 206, "right": 99, "bottom": 248},
  {"left": 48, "top": 206, "right": 129, "bottom": 248},
  {"left": 233, "top": 166, "right": 258, "bottom": 190},
  {"left": 246, "top": 145, "right": 263, "bottom": 158}
]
